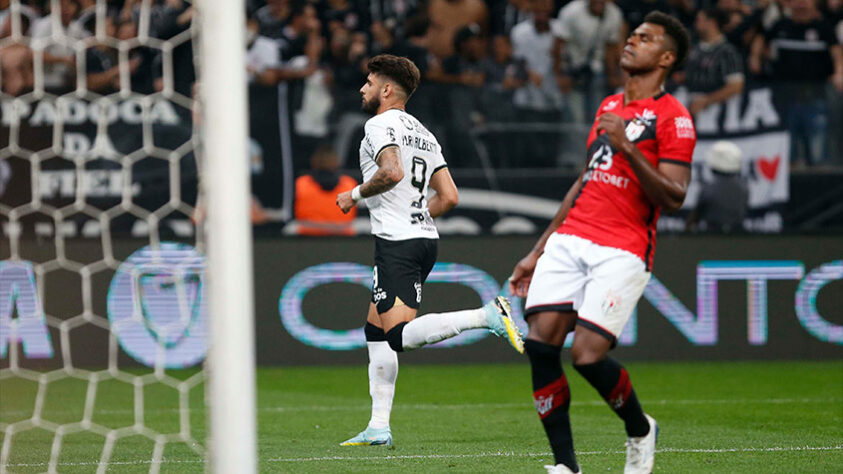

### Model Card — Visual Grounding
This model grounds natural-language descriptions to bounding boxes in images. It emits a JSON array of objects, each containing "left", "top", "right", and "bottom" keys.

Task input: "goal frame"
[{"left": 197, "top": 0, "right": 258, "bottom": 472}]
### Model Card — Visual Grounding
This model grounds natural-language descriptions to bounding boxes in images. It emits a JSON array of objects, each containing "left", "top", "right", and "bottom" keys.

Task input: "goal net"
[{"left": 0, "top": 0, "right": 255, "bottom": 472}]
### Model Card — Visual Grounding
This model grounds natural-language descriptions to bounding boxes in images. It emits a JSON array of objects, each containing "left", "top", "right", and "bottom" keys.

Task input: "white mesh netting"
[{"left": 1, "top": 0, "right": 209, "bottom": 471}]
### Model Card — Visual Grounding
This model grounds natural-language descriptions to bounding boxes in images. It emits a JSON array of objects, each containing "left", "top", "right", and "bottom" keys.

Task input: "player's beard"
[{"left": 361, "top": 95, "right": 380, "bottom": 115}]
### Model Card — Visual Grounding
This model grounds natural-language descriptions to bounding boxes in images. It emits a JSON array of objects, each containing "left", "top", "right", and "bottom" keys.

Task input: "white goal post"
[{"left": 197, "top": 0, "right": 258, "bottom": 472}]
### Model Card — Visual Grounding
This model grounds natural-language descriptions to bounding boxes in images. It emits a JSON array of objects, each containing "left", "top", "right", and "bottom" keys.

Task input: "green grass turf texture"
[{"left": 1, "top": 361, "right": 841, "bottom": 473}]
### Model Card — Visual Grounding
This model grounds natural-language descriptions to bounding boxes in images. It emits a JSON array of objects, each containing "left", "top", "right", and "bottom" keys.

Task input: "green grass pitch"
[{"left": 1, "top": 361, "right": 841, "bottom": 472}]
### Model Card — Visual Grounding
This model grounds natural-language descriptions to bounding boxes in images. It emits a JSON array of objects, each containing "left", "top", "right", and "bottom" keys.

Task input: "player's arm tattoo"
[
  {"left": 360, "top": 145, "right": 404, "bottom": 198},
  {"left": 620, "top": 141, "right": 690, "bottom": 213}
]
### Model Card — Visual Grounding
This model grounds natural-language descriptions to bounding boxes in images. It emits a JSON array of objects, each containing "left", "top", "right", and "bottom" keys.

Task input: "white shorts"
[{"left": 524, "top": 233, "right": 651, "bottom": 343}]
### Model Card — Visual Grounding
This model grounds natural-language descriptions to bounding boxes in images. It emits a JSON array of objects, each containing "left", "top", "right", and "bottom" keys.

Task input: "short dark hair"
[
  {"left": 701, "top": 8, "right": 729, "bottom": 31},
  {"left": 367, "top": 54, "right": 421, "bottom": 98},
  {"left": 643, "top": 11, "right": 690, "bottom": 73}
]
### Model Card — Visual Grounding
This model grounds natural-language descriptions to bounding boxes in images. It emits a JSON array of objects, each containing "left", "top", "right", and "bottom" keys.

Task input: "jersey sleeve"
[
  {"left": 364, "top": 117, "right": 401, "bottom": 163},
  {"left": 656, "top": 105, "right": 696, "bottom": 166},
  {"left": 431, "top": 143, "right": 447, "bottom": 175}
]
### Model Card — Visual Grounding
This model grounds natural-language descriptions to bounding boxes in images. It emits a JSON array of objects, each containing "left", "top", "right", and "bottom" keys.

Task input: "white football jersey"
[{"left": 359, "top": 109, "right": 447, "bottom": 241}]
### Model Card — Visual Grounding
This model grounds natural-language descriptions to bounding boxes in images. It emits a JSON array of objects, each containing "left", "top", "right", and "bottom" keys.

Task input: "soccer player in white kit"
[{"left": 335, "top": 54, "right": 524, "bottom": 447}]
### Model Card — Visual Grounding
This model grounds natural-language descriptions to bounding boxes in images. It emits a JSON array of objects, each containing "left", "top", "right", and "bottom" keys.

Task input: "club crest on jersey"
[
  {"left": 625, "top": 118, "right": 647, "bottom": 142},
  {"left": 399, "top": 115, "right": 415, "bottom": 130}
]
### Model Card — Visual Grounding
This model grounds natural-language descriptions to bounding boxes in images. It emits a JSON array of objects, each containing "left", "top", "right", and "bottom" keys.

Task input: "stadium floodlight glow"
[{"left": 198, "top": 0, "right": 258, "bottom": 472}]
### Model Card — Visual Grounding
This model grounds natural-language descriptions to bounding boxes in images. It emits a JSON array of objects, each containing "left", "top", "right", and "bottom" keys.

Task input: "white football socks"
[
  {"left": 367, "top": 341, "right": 397, "bottom": 429},
  {"left": 400, "top": 308, "right": 486, "bottom": 350}
]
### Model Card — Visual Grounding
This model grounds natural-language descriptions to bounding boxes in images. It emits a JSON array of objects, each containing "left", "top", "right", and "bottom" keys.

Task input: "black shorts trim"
[
  {"left": 576, "top": 318, "right": 617, "bottom": 348},
  {"left": 524, "top": 303, "right": 575, "bottom": 318},
  {"left": 659, "top": 158, "right": 691, "bottom": 168}
]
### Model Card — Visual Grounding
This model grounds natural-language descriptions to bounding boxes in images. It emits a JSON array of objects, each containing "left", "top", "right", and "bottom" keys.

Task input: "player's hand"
[
  {"left": 336, "top": 191, "right": 356, "bottom": 214},
  {"left": 509, "top": 251, "right": 540, "bottom": 298},
  {"left": 596, "top": 113, "right": 631, "bottom": 151}
]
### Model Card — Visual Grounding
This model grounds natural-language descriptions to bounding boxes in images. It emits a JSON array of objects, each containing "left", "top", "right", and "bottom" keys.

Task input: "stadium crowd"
[{"left": 1, "top": 0, "right": 842, "bottom": 169}]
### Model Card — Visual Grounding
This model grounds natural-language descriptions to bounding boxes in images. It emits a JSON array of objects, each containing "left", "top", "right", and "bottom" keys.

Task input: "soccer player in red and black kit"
[{"left": 508, "top": 12, "right": 694, "bottom": 474}]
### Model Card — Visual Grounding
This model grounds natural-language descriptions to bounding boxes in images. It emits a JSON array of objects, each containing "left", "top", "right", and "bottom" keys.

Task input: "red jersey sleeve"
[{"left": 656, "top": 101, "right": 696, "bottom": 166}]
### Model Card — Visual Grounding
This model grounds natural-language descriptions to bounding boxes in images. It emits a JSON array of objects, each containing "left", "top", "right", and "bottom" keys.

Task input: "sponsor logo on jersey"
[
  {"left": 603, "top": 99, "right": 619, "bottom": 111},
  {"left": 638, "top": 108, "right": 656, "bottom": 123},
  {"left": 386, "top": 126, "right": 396, "bottom": 142},
  {"left": 674, "top": 116, "right": 695, "bottom": 139}
]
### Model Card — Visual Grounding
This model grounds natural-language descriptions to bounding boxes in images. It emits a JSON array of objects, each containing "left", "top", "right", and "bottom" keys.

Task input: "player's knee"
[
  {"left": 385, "top": 322, "right": 407, "bottom": 352},
  {"left": 571, "top": 348, "right": 606, "bottom": 368},
  {"left": 364, "top": 322, "right": 387, "bottom": 342},
  {"left": 570, "top": 344, "right": 606, "bottom": 366}
]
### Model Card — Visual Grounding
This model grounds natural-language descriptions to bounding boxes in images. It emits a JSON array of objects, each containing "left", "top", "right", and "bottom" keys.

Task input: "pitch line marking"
[
  {"left": 260, "top": 397, "right": 843, "bottom": 412},
  {"left": 4, "top": 445, "right": 842, "bottom": 468},
  {"left": 269, "top": 445, "right": 843, "bottom": 462},
  {"left": 1, "top": 397, "right": 840, "bottom": 418}
]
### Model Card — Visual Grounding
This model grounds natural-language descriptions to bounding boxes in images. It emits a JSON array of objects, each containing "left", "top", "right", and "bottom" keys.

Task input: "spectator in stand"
[
  {"left": 489, "top": 0, "right": 533, "bottom": 37},
  {"left": 30, "top": 0, "right": 79, "bottom": 93},
  {"left": 320, "top": 0, "right": 366, "bottom": 34},
  {"left": 617, "top": 0, "right": 673, "bottom": 34},
  {"left": 248, "top": 2, "right": 321, "bottom": 89},
  {"left": 479, "top": 34, "right": 528, "bottom": 166},
  {"left": 0, "top": 7, "right": 35, "bottom": 96},
  {"left": 509, "top": 0, "right": 564, "bottom": 166},
  {"left": 433, "top": 23, "right": 487, "bottom": 166},
  {"left": 115, "top": 12, "right": 158, "bottom": 94},
  {"left": 368, "top": 0, "right": 421, "bottom": 38},
  {"left": 84, "top": 15, "right": 141, "bottom": 95},
  {"left": 426, "top": 0, "right": 488, "bottom": 58},
  {"left": 512, "top": 0, "right": 563, "bottom": 121},
  {"left": 254, "top": 0, "right": 290, "bottom": 39},
  {"left": 152, "top": 0, "right": 195, "bottom": 98},
  {"left": 294, "top": 144, "right": 357, "bottom": 236},
  {"left": 480, "top": 34, "right": 527, "bottom": 122},
  {"left": 392, "top": 14, "right": 432, "bottom": 78},
  {"left": 717, "top": 0, "right": 765, "bottom": 52},
  {"left": 688, "top": 140, "right": 748, "bottom": 233},
  {"left": 392, "top": 14, "right": 436, "bottom": 125},
  {"left": 750, "top": 0, "right": 843, "bottom": 166},
  {"left": 552, "top": 0, "right": 623, "bottom": 123},
  {"left": 71, "top": 0, "right": 95, "bottom": 38},
  {"left": 324, "top": 24, "right": 368, "bottom": 117},
  {"left": 681, "top": 8, "right": 745, "bottom": 116},
  {"left": 370, "top": 19, "right": 396, "bottom": 55}
]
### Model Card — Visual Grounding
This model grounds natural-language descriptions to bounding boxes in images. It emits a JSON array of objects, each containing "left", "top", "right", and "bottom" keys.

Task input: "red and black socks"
[
  {"left": 574, "top": 358, "right": 649, "bottom": 437},
  {"left": 525, "top": 339, "right": 578, "bottom": 472}
]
